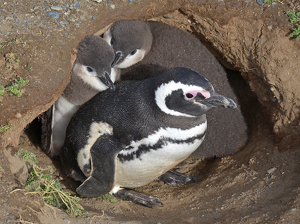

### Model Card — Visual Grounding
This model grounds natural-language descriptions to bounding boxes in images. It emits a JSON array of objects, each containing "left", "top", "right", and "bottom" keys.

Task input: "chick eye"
[
  {"left": 130, "top": 49, "right": 137, "bottom": 55},
  {"left": 110, "top": 38, "right": 115, "bottom": 47},
  {"left": 86, "top": 67, "right": 93, "bottom": 72}
]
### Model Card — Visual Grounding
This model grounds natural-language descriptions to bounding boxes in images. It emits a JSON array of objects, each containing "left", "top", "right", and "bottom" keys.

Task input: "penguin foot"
[
  {"left": 113, "top": 189, "right": 164, "bottom": 208},
  {"left": 156, "top": 170, "right": 199, "bottom": 186}
]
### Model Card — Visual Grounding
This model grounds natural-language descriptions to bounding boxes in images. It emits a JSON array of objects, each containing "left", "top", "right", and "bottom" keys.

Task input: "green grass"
[
  {"left": 0, "top": 78, "right": 29, "bottom": 97},
  {"left": 0, "top": 85, "right": 5, "bottom": 95},
  {"left": 0, "top": 123, "right": 12, "bottom": 133},
  {"left": 15, "top": 150, "right": 88, "bottom": 216},
  {"left": 100, "top": 193, "right": 118, "bottom": 203},
  {"left": 287, "top": 11, "right": 300, "bottom": 40},
  {"left": 25, "top": 165, "right": 88, "bottom": 216},
  {"left": 17, "top": 149, "right": 38, "bottom": 165},
  {"left": 264, "top": 0, "right": 275, "bottom": 3}
]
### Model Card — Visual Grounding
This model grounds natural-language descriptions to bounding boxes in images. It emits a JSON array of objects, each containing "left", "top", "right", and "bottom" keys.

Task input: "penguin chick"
[
  {"left": 103, "top": 20, "right": 153, "bottom": 69},
  {"left": 41, "top": 35, "right": 120, "bottom": 157},
  {"left": 60, "top": 67, "right": 237, "bottom": 207},
  {"left": 103, "top": 20, "right": 248, "bottom": 158}
]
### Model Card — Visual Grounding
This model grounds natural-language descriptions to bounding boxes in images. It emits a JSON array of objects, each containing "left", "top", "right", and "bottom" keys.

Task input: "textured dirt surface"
[{"left": 1, "top": 0, "right": 300, "bottom": 223}]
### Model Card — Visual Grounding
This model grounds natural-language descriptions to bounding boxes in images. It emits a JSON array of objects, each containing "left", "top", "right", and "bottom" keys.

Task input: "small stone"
[
  {"left": 267, "top": 167, "right": 276, "bottom": 174},
  {"left": 272, "top": 2, "right": 276, "bottom": 5},
  {"left": 267, "top": 25, "right": 272, "bottom": 31},
  {"left": 92, "top": 0, "right": 102, "bottom": 2},
  {"left": 63, "top": 219, "right": 70, "bottom": 223},
  {"left": 58, "top": 20, "right": 67, "bottom": 26},
  {"left": 75, "top": 2, "right": 80, "bottom": 7},
  {"left": 91, "top": 16, "right": 96, "bottom": 20},
  {"left": 15, "top": 113, "right": 22, "bottom": 119},
  {"left": 47, "top": 11, "right": 62, "bottom": 19},
  {"left": 257, "top": 0, "right": 264, "bottom": 5},
  {"left": 110, "top": 4, "right": 115, "bottom": 9},
  {"left": 51, "top": 6, "right": 64, "bottom": 11}
]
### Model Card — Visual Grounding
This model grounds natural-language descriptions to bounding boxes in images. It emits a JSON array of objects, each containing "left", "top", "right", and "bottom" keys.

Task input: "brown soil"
[{"left": 1, "top": 0, "right": 300, "bottom": 223}]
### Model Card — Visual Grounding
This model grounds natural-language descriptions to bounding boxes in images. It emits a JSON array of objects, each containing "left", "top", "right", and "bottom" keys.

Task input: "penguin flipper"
[
  {"left": 76, "top": 136, "right": 121, "bottom": 198},
  {"left": 156, "top": 170, "right": 199, "bottom": 186},
  {"left": 41, "top": 105, "right": 54, "bottom": 156},
  {"left": 113, "top": 189, "right": 164, "bottom": 208}
]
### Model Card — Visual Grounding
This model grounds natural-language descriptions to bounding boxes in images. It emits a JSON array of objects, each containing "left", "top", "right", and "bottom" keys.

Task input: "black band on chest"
[{"left": 117, "top": 131, "right": 206, "bottom": 162}]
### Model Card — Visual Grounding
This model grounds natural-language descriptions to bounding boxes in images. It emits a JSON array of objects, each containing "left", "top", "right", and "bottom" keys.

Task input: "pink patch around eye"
[{"left": 185, "top": 90, "right": 210, "bottom": 100}]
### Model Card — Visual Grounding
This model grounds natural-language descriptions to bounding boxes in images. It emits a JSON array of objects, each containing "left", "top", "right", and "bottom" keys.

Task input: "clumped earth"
[{"left": 1, "top": 0, "right": 300, "bottom": 223}]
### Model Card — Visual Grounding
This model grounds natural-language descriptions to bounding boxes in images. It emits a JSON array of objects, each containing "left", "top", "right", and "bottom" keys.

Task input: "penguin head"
[
  {"left": 74, "top": 35, "right": 116, "bottom": 91},
  {"left": 154, "top": 67, "right": 237, "bottom": 117},
  {"left": 103, "top": 20, "right": 153, "bottom": 69}
]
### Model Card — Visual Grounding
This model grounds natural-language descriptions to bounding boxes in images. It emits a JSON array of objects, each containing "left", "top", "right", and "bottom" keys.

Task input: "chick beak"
[
  {"left": 98, "top": 72, "right": 115, "bottom": 91},
  {"left": 111, "top": 52, "right": 123, "bottom": 68}
]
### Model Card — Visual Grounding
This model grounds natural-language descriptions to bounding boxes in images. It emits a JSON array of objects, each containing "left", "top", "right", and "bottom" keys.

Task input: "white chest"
[{"left": 114, "top": 122, "right": 207, "bottom": 188}]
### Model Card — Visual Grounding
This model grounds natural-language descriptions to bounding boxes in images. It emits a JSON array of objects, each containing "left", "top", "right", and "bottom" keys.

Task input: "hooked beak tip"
[
  {"left": 105, "top": 72, "right": 115, "bottom": 91},
  {"left": 224, "top": 99, "right": 237, "bottom": 108},
  {"left": 111, "top": 52, "right": 123, "bottom": 68}
]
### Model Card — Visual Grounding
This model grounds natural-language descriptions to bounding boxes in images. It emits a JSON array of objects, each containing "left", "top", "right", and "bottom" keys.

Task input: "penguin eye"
[
  {"left": 130, "top": 49, "right": 137, "bottom": 55},
  {"left": 86, "top": 67, "right": 93, "bottom": 72},
  {"left": 185, "top": 93, "right": 195, "bottom": 100}
]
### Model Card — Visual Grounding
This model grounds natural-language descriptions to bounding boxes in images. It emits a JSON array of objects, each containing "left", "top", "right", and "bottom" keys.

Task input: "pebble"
[
  {"left": 75, "top": 2, "right": 80, "bottom": 7},
  {"left": 256, "top": 0, "right": 264, "bottom": 5},
  {"left": 58, "top": 20, "right": 68, "bottom": 26},
  {"left": 92, "top": 0, "right": 102, "bottom": 2},
  {"left": 50, "top": 6, "right": 64, "bottom": 11},
  {"left": 63, "top": 219, "right": 70, "bottom": 223},
  {"left": 47, "top": 11, "right": 62, "bottom": 19},
  {"left": 267, "top": 25, "right": 272, "bottom": 31},
  {"left": 92, "top": 16, "right": 96, "bottom": 20},
  {"left": 15, "top": 113, "right": 22, "bottom": 119},
  {"left": 267, "top": 167, "right": 276, "bottom": 174}
]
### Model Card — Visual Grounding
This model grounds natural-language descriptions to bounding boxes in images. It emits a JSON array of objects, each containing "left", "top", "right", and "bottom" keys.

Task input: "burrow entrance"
[{"left": 20, "top": 8, "right": 300, "bottom": 224}]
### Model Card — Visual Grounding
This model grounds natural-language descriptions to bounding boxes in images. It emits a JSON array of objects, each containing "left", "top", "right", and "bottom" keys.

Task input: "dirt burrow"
[{"left": 0, "top": 0, "right": 300, "bottom": 223}]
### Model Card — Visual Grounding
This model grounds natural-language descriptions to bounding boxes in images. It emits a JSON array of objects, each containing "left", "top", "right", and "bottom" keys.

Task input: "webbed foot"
[
  {"left": 156, "top": 170, "right": 199, "bottom": 186},
  {"left": 113, "top": 189, "right": 164, "bottom": 208}
]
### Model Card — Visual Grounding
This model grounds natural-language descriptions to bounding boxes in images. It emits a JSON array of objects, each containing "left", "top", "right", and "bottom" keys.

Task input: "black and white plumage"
[
  {"left": 41, "top": 35, "right": 120, "bottom": 157},
  {"left": 103, "top": 20, "right": 248, "bottom": 158},
  {"left": 60, "top": 67, "right": 237, "bottom": 207}
]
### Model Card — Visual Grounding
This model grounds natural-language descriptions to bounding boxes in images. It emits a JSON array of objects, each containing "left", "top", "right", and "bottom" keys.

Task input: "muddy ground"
[{"left": 1, "top": 0, "right": 300, "bottom": 223}]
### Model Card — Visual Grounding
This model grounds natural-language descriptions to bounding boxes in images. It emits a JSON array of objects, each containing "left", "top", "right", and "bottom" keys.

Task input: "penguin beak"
[
  {"left": 202, "top": 92, "right": 237, "bottom": 108},
  {"left": 98, "top": 72, "right": 116, "bottom": 91},
  {"left": 111, "top": 52, "right": 123, "bottom": 67}
]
